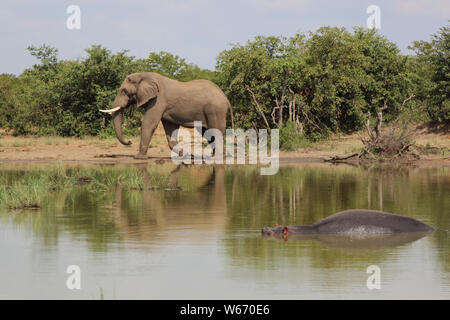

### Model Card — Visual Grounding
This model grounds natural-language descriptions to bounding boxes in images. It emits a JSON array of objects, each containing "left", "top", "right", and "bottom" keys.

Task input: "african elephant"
[{"left": 100, "top": 72, "right": 233, "bottom": 159}]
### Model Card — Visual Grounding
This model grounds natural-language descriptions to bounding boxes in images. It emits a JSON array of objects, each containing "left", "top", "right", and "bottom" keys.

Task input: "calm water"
[{"left": 0, "top": 163, "right": 449, "bottom": 299}]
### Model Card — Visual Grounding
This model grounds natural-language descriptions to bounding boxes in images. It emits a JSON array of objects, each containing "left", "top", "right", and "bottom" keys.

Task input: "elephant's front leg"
[{"left": 135, "top": 103, "right": 165, "bottom": 159}]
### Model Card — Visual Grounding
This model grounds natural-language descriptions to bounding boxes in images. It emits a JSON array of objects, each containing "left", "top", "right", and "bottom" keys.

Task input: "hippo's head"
[
  {"left": 261, "top": 225, "right": 288, "bottom": 237},
  {"left": 262, "top": 224, "right": 317, "bottom": 238}
]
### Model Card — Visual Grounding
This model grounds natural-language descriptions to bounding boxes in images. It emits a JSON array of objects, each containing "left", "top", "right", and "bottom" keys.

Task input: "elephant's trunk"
[{"left": 112, "top": 109, "right": 132, "bottom": 145}]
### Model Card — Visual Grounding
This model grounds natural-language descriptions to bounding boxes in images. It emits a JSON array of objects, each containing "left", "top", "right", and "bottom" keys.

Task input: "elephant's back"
[
  {"left": 179, "top": 79, "right": 229, "bottom": 103},
  {"left": 182, "top": 79, "right": 220, "bottom": 90},
  {"left": 313, "top": 209, "right": 434, "bottom": 235}
]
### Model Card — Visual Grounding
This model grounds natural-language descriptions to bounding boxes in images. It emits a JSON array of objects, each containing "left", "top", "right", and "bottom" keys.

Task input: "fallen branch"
[
  {"left": 325, "top": 152, "right": 360, "bottom": 162},
  {"left": 357, "top": 95, "right": 420, "bottom": 160}
]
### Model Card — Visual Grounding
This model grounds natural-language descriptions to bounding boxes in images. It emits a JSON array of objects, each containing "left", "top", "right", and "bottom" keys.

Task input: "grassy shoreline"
[{"left": 0, "top": 164, "right": 183, "bottom": 210}]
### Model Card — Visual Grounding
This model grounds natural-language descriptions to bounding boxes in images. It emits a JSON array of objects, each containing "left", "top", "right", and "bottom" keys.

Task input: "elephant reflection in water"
[{"left": 111, "top": 164, "right": 231, "bottom": 243}]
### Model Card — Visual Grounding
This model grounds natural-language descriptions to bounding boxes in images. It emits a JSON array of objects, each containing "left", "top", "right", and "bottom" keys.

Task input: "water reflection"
[
  {"left": 108, "top": 164, "right": 229, "bottom": 243},
  {"left": 262, "top": 232, "right": 432, "bottom": 250},
  {"left": 0, "top": 163, "right": 449, "bottom": 298}
]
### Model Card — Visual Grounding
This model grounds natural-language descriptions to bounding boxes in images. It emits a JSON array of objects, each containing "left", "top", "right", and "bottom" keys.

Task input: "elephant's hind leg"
[
  {"left": 204, "top": 112, "right": 227, "bottom": 158},
  {"left": 205, "top": 112, "right": 227, "bottom": 135},
  {"left": 162, "top": 120, "right": 180, "bottom": 151}
]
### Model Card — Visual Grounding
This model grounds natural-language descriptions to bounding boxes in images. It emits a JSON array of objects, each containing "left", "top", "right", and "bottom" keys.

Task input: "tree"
[
  {"left": 410, "top": 25, "right": 450, "bottom": 123},
  {"left": 216, "top": 35, "right": 306, "bottom": 131},
  {"left": 216, "top": 28, "right": 410, "bottom": 139},
  {"left": 140, "top": 51, "right": 215, "bottom": 82},
  {"left": 26, "top": 44, "right": 59, "bottom": 74},
  {"left": 0, "top": 74, "right": 35, "bottom": 134}
]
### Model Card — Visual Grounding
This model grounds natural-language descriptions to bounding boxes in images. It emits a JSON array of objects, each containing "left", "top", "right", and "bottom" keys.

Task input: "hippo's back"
[{"left": 313, "top": 209, "right": 434, "bottom": 235}]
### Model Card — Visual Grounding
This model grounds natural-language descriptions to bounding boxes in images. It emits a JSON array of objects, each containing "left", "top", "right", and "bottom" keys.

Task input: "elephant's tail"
[{"left": 228, "top": 104, "right": 234, "bottom": 129}]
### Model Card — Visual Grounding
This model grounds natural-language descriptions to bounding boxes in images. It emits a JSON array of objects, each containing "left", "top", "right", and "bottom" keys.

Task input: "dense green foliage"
[
  {"left": 217, "top": 27, "right": 414, "bottom": 140},
  {"left": 278, "top": 121, "right": 308, "bottom": 151},
  {"left": 409, "top": 26, "right": 450, "bottom": 123},
  {"left": 0, "top": 24, "right": 448, "bottom": 143}
]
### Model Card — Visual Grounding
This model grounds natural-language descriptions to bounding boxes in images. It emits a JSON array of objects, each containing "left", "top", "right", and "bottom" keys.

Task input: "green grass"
[
  {"left": 0, "top": 164, "right": 175, "bottom": 210},
  {"left": 0, "top": 183, "right": 41, "bottom": 209}
]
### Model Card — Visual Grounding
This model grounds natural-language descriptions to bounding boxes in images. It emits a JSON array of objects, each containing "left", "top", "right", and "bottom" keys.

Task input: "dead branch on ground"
[{"left": 327, "top": 95, "right": 420, "bottom": 162}]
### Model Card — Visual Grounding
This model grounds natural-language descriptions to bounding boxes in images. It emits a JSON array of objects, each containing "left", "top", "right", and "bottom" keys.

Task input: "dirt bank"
[{"left": 0, "top": 122, "right": 448, "bottom": 167}]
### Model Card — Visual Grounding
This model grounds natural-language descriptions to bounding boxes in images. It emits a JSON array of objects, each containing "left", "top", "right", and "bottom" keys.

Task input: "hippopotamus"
[{"left": 262, "top": 209, "right": 434, "bottom": 238}]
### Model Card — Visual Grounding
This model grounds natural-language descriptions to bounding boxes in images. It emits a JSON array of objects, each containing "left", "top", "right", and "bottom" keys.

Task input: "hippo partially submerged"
[{"left": 262, "top": 209, "right": 434, "bottom": 238}]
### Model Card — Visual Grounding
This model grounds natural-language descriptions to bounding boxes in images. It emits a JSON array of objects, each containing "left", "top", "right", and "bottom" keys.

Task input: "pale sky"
[{"left": 1, "top": 0, "right": 449, "bottom": 75}]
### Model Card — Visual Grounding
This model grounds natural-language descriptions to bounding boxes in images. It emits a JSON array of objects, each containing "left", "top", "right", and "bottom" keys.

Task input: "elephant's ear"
[{"left": 137, "top": 81, "right": 159, "bottom": 107}]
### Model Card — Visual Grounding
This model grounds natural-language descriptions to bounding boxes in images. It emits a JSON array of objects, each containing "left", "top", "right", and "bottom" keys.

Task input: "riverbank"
[{"left": 0, "top": 123, "right": 448, "bottom": 167}]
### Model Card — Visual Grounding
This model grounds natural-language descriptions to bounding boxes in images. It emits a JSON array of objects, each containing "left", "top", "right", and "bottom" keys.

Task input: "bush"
[
  {"left": 279, "top": 121, "right": 308, "bottom": 151},
  {"left": 0, "top": 74, "right": 38, "bottom": 135}
]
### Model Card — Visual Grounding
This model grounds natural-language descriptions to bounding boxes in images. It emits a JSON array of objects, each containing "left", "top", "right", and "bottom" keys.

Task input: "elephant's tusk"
[{"left": 99, "top": 106, "right": 121, "bottom": 114}]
